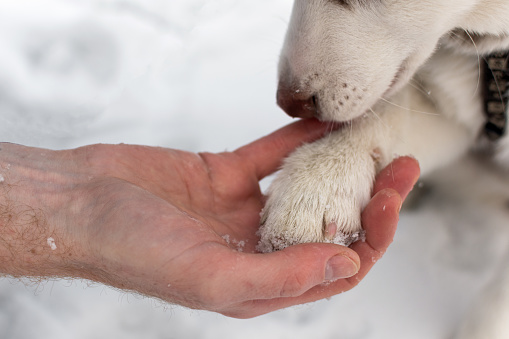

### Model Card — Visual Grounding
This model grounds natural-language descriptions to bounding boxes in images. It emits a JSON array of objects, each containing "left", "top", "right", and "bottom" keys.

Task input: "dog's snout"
[{"left": 276, "top": 85, "right": 318, "bottom": 119}]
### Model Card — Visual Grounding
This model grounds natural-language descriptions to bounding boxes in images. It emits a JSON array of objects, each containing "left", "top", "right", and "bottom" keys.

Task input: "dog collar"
[{"left": 483, "top": 51, "right": 509, "bottom": 141}]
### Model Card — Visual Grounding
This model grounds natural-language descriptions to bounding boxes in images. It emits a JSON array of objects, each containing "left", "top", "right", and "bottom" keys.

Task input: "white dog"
[
  {"left": 258, "top": 1, "right": 509, "bottom": 336},
  {"left": 258, "top": 0, "right": 509, "bottom": 252}
]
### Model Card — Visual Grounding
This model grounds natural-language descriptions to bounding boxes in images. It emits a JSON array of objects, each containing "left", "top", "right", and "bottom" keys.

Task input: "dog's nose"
[{"left": 276, "top": 85, "right": 318, "bottom": 119}]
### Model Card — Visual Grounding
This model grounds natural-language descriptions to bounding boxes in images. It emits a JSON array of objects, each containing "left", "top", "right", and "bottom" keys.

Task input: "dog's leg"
[
  {"left": 257, "top": 117, "right": 384, "bottom": 252},
  {"left": 258, "top": 86, "right": 479, "bottom": 253}
]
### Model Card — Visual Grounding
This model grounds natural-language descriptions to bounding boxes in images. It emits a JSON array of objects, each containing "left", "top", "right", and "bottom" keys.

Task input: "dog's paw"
[{"left": 257, "top": 140, "right": 377, "bottom": 253}]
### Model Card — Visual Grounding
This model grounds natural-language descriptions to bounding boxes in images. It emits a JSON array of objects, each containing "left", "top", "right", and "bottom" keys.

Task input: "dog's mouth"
[{"left": 277, "top": 55, "right": 414, "bottom": 124}]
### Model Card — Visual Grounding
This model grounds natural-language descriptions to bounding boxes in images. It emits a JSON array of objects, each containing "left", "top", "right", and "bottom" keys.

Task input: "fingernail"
[{"left": 324, "top": 255, "right": 359, "bottom": 282}]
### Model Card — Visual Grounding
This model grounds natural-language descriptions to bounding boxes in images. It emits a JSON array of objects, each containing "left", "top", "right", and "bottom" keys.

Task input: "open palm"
[{"left": 0, "top": 119, "right": 419, "bottom": 319}]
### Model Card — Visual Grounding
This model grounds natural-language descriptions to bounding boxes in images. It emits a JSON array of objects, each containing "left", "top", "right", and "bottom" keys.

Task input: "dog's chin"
[{"left": 318, "top": 108, "right": 369, "bottom": 126}]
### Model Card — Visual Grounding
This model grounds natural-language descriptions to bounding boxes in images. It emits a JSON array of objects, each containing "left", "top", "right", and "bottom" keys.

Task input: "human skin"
[{"left": 0, "top": 119, "right": 419, "bottom": 319}]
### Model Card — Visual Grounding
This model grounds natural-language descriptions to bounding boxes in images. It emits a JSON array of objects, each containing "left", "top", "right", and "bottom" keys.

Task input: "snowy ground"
[{"left": 1, "top": 1, "right": 509, "bottom": 338}]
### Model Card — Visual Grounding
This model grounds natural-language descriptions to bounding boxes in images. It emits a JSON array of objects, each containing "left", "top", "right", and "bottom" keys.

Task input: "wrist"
[{"left": 0, "top": 143, "right": 91, "bottom": 280}]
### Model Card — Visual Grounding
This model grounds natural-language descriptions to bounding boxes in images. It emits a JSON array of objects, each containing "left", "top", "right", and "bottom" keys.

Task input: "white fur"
[{"left": 259, "top": 0, "right": 509, "bottom": 336}]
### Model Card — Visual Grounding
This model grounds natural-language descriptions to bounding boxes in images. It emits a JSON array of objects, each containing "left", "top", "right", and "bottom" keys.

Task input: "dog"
[
  {"left": 258, "top": 0, "right": 509, "bottom": 252},
  {"left": 258, "top": 1, "right": 509, "bottom": 336}
]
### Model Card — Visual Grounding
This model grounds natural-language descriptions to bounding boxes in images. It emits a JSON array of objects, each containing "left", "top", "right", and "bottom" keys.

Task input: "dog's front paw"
[{"left": 257, "top": 141, "right": 377, "bottom": 253}]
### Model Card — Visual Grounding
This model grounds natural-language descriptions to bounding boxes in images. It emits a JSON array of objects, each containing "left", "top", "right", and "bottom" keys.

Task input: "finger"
[
  {"left": 341, "top": 189, "right": 402, "bottom": 289},
  {"left": 373, "top": 156, "right": 420, "bottom": 200},
  {"left": 212, "top": 242, "right": 359, "bottom": 318},
  {"left": 312, "top": 159, "right": 419, "bottom": 294},
  {"left": 234, "top": 119, "right": 340, "bottom": 180}
]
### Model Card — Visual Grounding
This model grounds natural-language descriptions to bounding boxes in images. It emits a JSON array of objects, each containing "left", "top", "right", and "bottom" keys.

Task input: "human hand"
[{"left": 0, "top": 119, "right": 419, "bottom": 319}]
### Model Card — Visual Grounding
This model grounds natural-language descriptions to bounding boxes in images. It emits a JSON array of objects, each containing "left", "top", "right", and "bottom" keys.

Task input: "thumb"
[
  {"left": 230, "top": 244, "right": 360, "bottom": 301},
  {"left": 234, "top": 119, "right": 340, "bottom": 180}
]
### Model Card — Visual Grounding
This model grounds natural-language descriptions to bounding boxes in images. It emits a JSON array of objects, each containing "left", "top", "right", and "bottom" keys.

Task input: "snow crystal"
[
  {"left": 222, "top": 235, "right": 246, "bottom": 252},
  {"left": 47, "top": 237, "right": 57, "bottom": 251},
  {"left": 331, "top": 230, "right": 367, "bottom": 247},
  {"left": 236, "top": 241, "right": 246, "bottom": 252}
]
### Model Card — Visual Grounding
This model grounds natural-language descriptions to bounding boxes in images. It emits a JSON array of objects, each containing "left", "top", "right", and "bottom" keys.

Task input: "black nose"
[{"left": 276, "top": 85, "right": 318, "bottom": 119}]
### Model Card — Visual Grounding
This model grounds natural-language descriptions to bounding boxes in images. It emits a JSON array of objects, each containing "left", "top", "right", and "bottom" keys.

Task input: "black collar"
[{"left": 483, "top": 51, "right": 509, "bottom": 141}]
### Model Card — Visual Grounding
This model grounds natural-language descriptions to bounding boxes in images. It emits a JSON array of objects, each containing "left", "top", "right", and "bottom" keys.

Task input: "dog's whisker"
[
  {"left": 369, "top": 107, "right": 406, "bottom": 146},
  {"left": 450, "top": 30, "right": 470, "bottom": 44},
  {"left": 407, "top": 79, "right": 433, "bottom": 98},
  {"left": 274, "top": 15, "right": 289, "bottom": 26},
  {"left": 369, "top": 108, "right": 387, "bottom": 128},
  {"left": 378, "top": 97, "right": 439, "bottom": 116},
  {"left": 368, "top": 108, "right": 391, "bottom": 144},
  {"left": 326, "top": 121, "right": 336, "bottom": 136},
  {"left": 463, "top": 30, "right": 482, "bottom": 98},
  {"left": 344, "top": 119, "right": 352, "bottom": 139}
]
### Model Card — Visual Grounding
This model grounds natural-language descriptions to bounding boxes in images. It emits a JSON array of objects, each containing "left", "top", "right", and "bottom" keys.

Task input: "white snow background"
[{"left": 1, "top": 1, "right": 509, "bottom": 338}]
